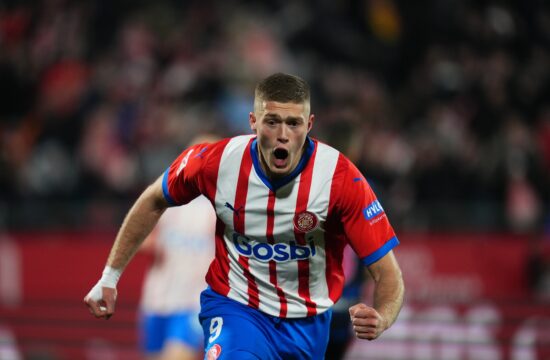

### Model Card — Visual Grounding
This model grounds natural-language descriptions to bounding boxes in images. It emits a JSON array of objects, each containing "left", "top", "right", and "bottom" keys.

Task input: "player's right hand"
[{"left": 84, "top": 283, "right": 117, "bottom": 320}]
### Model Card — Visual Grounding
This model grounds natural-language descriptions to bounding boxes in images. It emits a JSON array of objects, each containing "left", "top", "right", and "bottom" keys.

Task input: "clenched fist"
[
  {"left": 84, "top": 283, "right": 117, "bottom": 320},
  {"left": 349, "top": 303, "right": 388, "bottom": 341}
]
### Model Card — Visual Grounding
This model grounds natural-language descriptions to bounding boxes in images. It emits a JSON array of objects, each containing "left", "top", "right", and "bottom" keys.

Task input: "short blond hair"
[{"left": 254, "top": 73, "right": 311, "bottom": 114}]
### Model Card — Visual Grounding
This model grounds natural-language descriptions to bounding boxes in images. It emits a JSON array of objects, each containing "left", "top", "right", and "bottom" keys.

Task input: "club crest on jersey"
[
  {"left": 207, "top": 344, "right": 221, "bottom": 360},
  {"left": 293, "top": 211, "right": 319, "bottom": 233}
]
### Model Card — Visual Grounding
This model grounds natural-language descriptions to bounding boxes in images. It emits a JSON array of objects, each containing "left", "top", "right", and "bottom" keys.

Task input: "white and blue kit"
[{"left": 139, "top": 196, "right": 216, "bottom": 353}]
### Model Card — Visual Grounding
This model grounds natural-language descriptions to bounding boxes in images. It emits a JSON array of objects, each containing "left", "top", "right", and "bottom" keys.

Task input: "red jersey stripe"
[
  {"left": 201, "top": 138, "right": 231, "bottom": 201},
  {"left": 206, "top": 220, "right": 231, "bottom": 295},
  {"left": 294, "top": 145, "right": 318, "bottom": 316},
  {"left": 203, "top": 139, "right": 231, "bottom": 296},
  {"left": 324, "top": 154, "right": 348, "bottom": 302}
]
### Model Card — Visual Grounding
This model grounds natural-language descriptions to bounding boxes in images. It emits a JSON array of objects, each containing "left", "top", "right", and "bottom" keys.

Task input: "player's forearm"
[
  {"left": 106, "top": 182, "right": 167, "bottom": 271},
  {"left": 372, "top": 265, "right": 404, "bottom": 330}
]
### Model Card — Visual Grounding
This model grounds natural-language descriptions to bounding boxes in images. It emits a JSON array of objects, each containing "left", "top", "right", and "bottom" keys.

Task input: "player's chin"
[{"left": 269, "top": 164, "right": 291, "bottom": 175}]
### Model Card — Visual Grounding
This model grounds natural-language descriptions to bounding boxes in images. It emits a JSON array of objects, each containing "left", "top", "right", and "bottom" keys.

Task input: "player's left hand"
[{"left": 349, "top": 303, "right": 387, "bottom": 340}]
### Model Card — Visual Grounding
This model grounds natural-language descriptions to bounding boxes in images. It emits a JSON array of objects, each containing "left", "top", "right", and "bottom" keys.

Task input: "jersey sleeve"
[
  {"left": 335, "top": 159, "right": 399, "bottom": 266},
  {"left": 162, "top": 143, "right": 210, "bottom": 206}
]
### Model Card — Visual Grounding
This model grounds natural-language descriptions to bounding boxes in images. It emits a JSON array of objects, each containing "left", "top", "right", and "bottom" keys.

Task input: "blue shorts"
[
  {"left": 199, "top": 288, "right": 332, "bottom": 360},
  {"left": 140, "top": 310, "right": 203, "bottom": 353}
]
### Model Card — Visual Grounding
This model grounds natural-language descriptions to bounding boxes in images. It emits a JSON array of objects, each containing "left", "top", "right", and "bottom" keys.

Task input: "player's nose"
[{"left": 277, "top": 125, "right": 289, "bottom": 143}]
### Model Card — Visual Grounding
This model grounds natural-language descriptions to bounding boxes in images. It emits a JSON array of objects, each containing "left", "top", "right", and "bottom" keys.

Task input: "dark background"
[{"left": 1, "top": 0, "right": 549, "bottom": 233}]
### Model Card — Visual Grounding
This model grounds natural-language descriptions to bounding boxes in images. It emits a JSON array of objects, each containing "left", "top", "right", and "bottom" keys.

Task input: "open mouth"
[{"left": 273, "top": 148, "right": 289, "bottom": 168}]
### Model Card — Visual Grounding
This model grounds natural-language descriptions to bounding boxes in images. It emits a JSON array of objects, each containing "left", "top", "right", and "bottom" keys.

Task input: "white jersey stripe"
[
  {"left": 307, "top": 142, "right": 340, "bottom": 310},
  {"left": 272, "top": 174, "right": 308, "bottom": 317},
  {"left": 214, "top": 135, "right": 254, "bottom": 302}
]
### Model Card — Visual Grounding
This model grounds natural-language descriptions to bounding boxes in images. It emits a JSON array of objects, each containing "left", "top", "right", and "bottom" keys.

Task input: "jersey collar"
[{"left": 250, "top": 137, "right": 315, "bottom": 192}]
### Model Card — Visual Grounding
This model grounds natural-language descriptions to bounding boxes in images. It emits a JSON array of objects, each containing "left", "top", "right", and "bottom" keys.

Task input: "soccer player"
[
  {"left": 84, "top": 73, "right": 405, "bottom": 359},
  {"left": 139, "top": 198, "right": 214, "bottom": 360}
]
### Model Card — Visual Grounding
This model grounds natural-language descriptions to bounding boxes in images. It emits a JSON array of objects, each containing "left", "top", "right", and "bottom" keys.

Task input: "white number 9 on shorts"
[{"left": 209, "top": 316, "right": 223, "bottom": 343}]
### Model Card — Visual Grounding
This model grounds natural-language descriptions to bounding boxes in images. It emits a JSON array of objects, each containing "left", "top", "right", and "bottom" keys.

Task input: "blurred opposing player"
[
  {"left": 139, "top": 135, "right": 218, "bottom": 360},
  {"left": 85, "top": 73, "right": 405, "bottom": 359}
]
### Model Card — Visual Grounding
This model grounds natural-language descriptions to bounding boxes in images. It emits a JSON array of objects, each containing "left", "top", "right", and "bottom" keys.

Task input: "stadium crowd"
[{"left": 0, "top": 0, "right": 549, "bottom": 233}]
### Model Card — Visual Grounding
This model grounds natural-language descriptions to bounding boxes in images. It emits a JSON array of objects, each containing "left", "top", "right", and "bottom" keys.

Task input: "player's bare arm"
[
  {"left": 84, "top": 175, "right": 169, "bottom": 319},
  {"left": 106, "top": 175, "right": 168, "bottom": 270},
  {"left": 349, "top": 250, "right": 404, "bottom": 340}
]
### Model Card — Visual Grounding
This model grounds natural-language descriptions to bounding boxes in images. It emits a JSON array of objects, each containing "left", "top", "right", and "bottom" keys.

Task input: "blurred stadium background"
[{"left": 1, "top": 0, "right": 549, "bottom": 359}]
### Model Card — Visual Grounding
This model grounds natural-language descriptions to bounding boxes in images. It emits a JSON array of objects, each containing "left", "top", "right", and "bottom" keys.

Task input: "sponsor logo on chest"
[{"left": 232, "top": 233, "right": 317, "bottom": 262}]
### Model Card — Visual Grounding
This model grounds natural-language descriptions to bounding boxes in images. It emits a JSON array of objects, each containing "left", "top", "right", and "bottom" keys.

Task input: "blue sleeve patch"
[
  {"left": 162, "top": 169, "right": 176, "bottom": 206},
  {"left": 361, "top": 236, "right": 399, "bottom": 266},
  {"left": 363, "top": 200, "right": 384, "bottom": 220}
]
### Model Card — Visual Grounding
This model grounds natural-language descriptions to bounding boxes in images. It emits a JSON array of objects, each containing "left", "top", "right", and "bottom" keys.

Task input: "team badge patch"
[
  {"left": 207, "top": 344, "right": 222, "bottom": 360},
  {"left": 293, "top": 211, "right": 319, "bottom": 233}
]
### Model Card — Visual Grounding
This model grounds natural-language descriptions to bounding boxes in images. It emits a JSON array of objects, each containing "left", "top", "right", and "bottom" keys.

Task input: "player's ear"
[
  {"left": 307, "top": 114, "right": 314, "bottom": 132},
  {"left": 249, "top": 112, "right": 257, "bottom": 133}
]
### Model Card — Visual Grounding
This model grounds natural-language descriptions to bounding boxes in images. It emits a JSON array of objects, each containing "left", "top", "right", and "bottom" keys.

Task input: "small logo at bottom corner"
[{"left": 207, "top": 344, "right": 222, "bottom": 360}]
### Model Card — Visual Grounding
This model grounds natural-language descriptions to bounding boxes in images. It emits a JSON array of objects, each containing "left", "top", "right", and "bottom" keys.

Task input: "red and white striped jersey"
[{"left": 162, "top": 135, "right": 399, "bottom": 318}]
